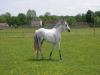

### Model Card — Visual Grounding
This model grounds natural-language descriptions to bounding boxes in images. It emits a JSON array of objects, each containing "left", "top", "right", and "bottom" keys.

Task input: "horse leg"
[
  {"left": 36, "top": 50, "right": 39, "bottom": 59},
  {"left": 40, "top": 49, "right": 44, "bottom": 59},
  {"left": 49, "top": 44, "right": 55, "bottom": 60},
  {"left": 40, "top": 39, "right": 44, "bottom": 59},
  {"left": 36, "top": 37, "right": 42, "bottom": 59},
  {"left": 58, "top": 42, "right": 62, "bottom": 60},
  {"left": 41, "top": 39, "right": 44, "bottom": 46}
]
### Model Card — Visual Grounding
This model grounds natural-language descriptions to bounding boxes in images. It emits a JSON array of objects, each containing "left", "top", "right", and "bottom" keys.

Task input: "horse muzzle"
[{"left": 67, "top": 29, "right": 70, "bottom": 32}]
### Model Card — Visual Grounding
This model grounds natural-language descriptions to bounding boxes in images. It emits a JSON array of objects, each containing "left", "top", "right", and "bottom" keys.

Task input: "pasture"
[{"left": 0, "top": 28, "right": 100, "bottom": 75}]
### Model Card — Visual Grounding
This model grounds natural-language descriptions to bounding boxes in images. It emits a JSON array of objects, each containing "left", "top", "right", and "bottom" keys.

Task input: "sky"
[{"left": 0, "top": 0, "right": 100, "bottom": 16}]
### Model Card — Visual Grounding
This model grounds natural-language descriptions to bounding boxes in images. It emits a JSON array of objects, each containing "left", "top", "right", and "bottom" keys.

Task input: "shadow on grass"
[{"left": 25, "top": 58, "right": 59, "bottom": 62}]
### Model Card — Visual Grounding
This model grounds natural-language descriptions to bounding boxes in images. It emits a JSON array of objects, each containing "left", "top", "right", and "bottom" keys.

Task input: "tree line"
[
  {"left": 0, "top": 10, "right": 36, "bottom": 28},
  {"left": 0, "top": 9, "right": 100, "bottom": 28}
]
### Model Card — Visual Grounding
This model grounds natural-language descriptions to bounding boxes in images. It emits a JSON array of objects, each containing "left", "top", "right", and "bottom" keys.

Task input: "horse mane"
[
  {"left": 54, "top": 20, "right": 64, "bottom": 28},
  {"left": 54, "top": 24, "right": 62, "bottom": 28}
]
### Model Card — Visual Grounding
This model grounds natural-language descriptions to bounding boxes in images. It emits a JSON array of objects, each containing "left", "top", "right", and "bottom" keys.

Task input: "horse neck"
[{"left": 55, "top": 25, "right": 64, "bottom": 33}]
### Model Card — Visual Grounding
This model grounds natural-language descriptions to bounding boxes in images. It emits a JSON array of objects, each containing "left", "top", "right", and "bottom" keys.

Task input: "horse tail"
[{"left": 34, "top": 32, "right": 39, "bottom": 51}]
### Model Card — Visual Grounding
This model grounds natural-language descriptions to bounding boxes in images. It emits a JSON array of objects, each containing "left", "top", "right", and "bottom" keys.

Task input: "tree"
[
  {"left": 4, "top": 12, "right": 12, "bottom": 26},
  {"left": 27, "top": 9, "right": 37, "bottom": 18},
  {"left": 65, "top": 16, "right": 76, "bottom": 27},
  {"left": 0, "top": 12, "right": 12, "bottom": 26},
  {"left": 86, "top": 10, "right": 94, "bottom": 24},
  {"left": 75, "top": 14, "right": 82, "bottom": 22},
  {"left": 0, "top": 15, "right": 6, "bottom": 22},
  {"left": 95, "top": 17, "right": 100, "bottom": 26},
  {"left": 10, "top": 16, "right": 18, "bottom": 27},
  {"left": 82, "top": 14, "right": 86, "bottom": 22},
  {"left": 26, "top": 9, "right": 37, "bottom": 25},
  {"left": 5, "top": 12, "right": 11, "bottom": 17},
  {"left": 95, "top": 11, "right": 100, "bottom": 17},
  {"left": 17, "top": 13, "right": 27, "bottom": 25},
  {"left": 44, "top": 12, "right": 51, "bottom": 16},
  {"left": 95, "top": 11, "right": 100, "bottom": 26}
]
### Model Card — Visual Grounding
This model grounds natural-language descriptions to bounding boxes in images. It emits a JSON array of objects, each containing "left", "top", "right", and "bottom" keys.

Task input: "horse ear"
[
  {"left": 64, "top": 21, "right": 66, "bottom": 25},
  {"left": 64, "top": 21, "right": 66, "bottom": 24},
  {"left": 65, "top": 21, "right": 68, "bottom": 25}
]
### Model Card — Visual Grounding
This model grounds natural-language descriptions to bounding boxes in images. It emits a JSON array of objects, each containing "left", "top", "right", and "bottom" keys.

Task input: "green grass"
[{"left": 0, "top": 28, "right": 100, "bottom": 75}]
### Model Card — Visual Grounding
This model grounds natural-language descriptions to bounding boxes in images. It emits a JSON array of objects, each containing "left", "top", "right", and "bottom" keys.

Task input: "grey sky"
[{"left": 0, "top": 0, "right": 100, "bottom": 16}]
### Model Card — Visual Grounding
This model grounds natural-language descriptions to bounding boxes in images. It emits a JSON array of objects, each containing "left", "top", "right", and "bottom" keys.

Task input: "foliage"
[
  {"left": 44, "top": 12, "right": 51, "bottom": 16},
  {"left": 75, "top": 14, "right": 82, "bottom": 22},
  {"left": 17, "top": 13, "right": 27, "bottom": 25},
  {"left": 40, "top": 15, "right": 59, "bottom": 25},
  {"left": 0, "top": 10, "right": 100, "bottom": 28},
  {"left": 64, "top": 16, "right": 76, "bottom": 27},
  {"left": 0, "top": 15, "right": 7, "bottom": 22},
  {"left": 26, "top": 9, "right": 37, "bottom": 25},
  {"left": 27, "top": 9, "right": 37, "bottom": 18},
  {"left": 94, "top": 11, "right": 100, "bottom": 27},
  {"left": 10, "top": 16, "right": 19, "bottom": 27},
  {"left": 86, "top": 10, "right": 94, "bottom": 24},
  {"left": 95, "top": 11, "right": 100, "bottom": 17},
  {"left": 95, "top": 17, "right": 100, "bottom": 26},
  {"left": 75, "top": 14, "right": 86, "bottom": 22}
]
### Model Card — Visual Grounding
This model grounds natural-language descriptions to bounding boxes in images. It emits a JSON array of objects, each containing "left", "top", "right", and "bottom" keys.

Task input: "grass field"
[{"left": 0, "top": 28, "right": 100, "bottom": 75}]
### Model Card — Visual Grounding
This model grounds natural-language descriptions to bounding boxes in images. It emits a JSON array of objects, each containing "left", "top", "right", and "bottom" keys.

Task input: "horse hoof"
[
  {"left": 49, "top": 57, "right": 52, "bottom": 60},
  {"left": 60, "top": 58, "right": 62, "bottom": 60},
  {"left": 42, "top": 57, "right": 45, "bottom": 59}
]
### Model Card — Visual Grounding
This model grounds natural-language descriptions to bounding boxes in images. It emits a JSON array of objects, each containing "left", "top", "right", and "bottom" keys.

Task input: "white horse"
[{"left": 34, "top": 20, "right": 71, "bottom": 60}]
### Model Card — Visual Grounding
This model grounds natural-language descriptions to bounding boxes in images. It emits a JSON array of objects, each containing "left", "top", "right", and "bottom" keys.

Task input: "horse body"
[
  {"left": 34, "top": 20, "right": 70, "bottom": 60},
  {"left": 35, "top": 28, "right": 60, "bottom": 43}
]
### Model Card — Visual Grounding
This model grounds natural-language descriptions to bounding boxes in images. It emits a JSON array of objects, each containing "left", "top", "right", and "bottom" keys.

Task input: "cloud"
[{"left": 0, "top": 0, "right": 100, "bottom": 16}]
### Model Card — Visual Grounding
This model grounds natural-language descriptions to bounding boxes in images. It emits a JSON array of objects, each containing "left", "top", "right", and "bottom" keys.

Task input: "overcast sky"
[{"left": 0, "top": 0, "right": 100, "bottom": 16}]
